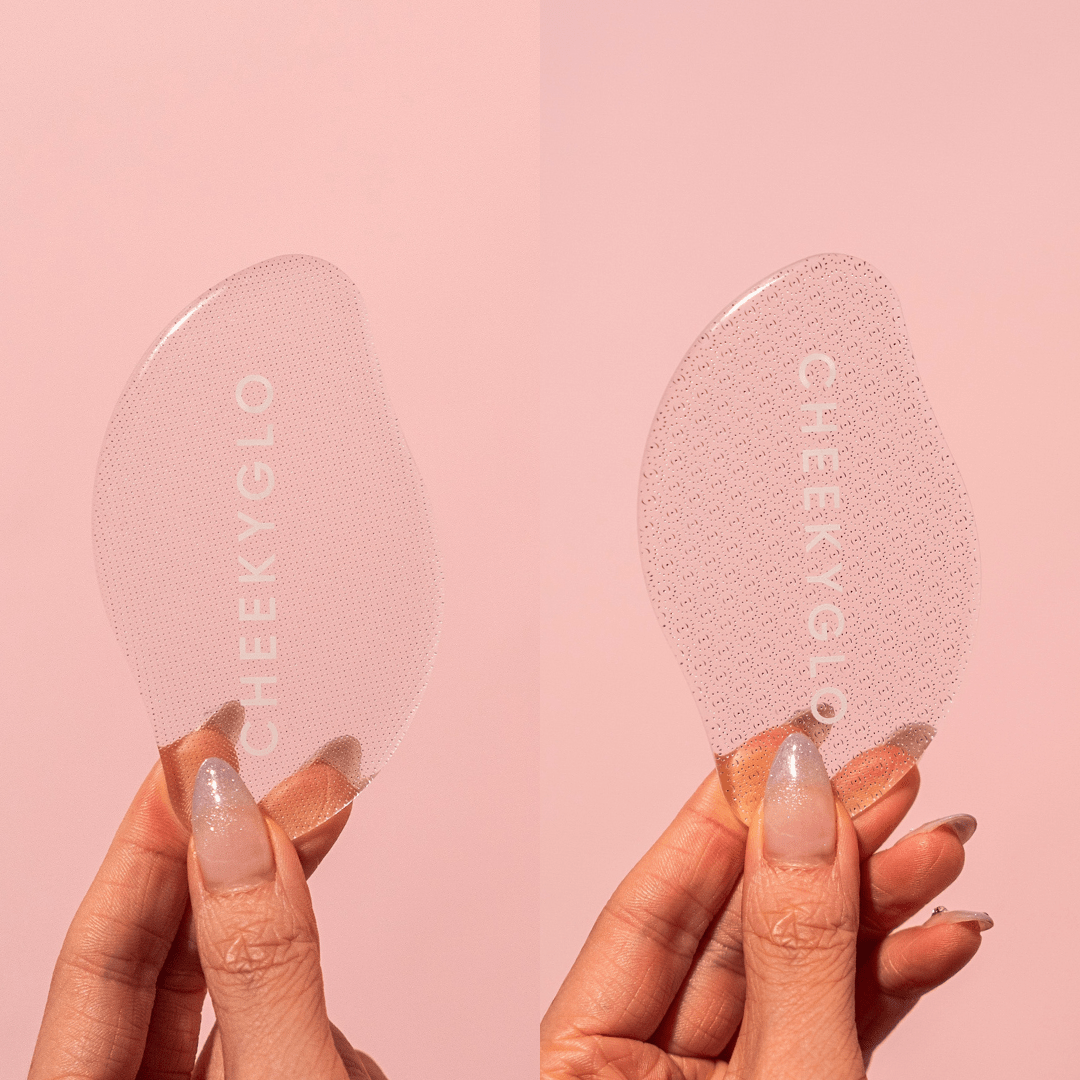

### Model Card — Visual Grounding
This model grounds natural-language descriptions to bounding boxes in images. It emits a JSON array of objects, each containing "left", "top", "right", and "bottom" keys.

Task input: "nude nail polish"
[
  {"left": 191, "top": 758, "right": 275, "bottom": 893},
  {"left": 900, "top": 813, "right": 977, "bottom": 845},
  {"left": 762, "top": 733, "right": 837, "bottom": 866},
  {"left": 258, "top": 735, "right": 367, "bottom": 840},
  {"left": 925, "top": 907, "right": 994, "bottom": 931}
]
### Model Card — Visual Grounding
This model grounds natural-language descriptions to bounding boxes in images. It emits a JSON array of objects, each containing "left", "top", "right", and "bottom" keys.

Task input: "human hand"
[
  {"left": 541, "top": 733, "right": 991, "bottom": 1078},
  {"left": 29, "top": 716, "right": 383, "bottom": 1079}
]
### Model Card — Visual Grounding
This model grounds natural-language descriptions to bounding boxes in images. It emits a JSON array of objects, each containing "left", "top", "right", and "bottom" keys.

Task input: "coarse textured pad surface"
[
  {"left": 639, "top": 254, "right": 979, "bottom": 820},
  {"left": 93, "top": 255, "right": 442, "bottom": 833}
]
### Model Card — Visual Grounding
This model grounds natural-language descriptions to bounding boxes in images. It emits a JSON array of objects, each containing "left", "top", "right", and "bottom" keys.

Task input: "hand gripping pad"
[
  {"left": 93, "top": 255, "right": 442, "bottom": 835},
  {"left": 640, "top": 255, "right": 979, "bottom": 821}
]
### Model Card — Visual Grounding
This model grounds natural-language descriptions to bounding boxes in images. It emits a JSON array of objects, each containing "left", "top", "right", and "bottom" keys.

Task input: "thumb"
[
  {"left": 731, "top": 733, "right": 865, "bottom": 1080},
  {"left": 187, "top": 758, "right": 349, "bottom": 1080}
]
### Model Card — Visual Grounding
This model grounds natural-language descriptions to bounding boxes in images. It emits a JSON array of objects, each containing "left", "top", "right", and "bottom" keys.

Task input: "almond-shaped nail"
[
  {"left": 924, "top": 908, "right": 993, "bottom": 932},
  {"left": 308, "top": 734, "right": 366, "bottom": 790},
  {"left": 205, "top": 699, "right": 246, "bottom": 743},
  {"left": 191, "top": 758, "right": 275, "bottom": 893},
  {"left": 763, "top": 732, "right": 837, "bottom": 866},
  {"left": 900, "top": 814, "right": 977, "bottom": 845}
]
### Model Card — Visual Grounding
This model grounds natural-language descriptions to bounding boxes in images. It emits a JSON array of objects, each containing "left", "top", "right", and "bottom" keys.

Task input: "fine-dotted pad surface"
[
  {"left": 93, "top": 255, "right": 442, "bottom": 807},
  {"left": 640, "top": 255, "right": 979, "bottom": 806}
]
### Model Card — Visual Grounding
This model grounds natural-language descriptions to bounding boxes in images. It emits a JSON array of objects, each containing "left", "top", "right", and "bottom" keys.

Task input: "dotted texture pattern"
[
  {"left": 93, "top": 255, "right": 442, "bottom": 802},
  {"left": 639, "top": 255, "right": 979, "bottom": 777}
]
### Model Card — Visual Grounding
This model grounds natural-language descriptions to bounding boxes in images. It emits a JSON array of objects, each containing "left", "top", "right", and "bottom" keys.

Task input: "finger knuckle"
[
  {"left": 202, "top": 910, "right": 319, "bottom": 995},
  {"left": 877, "top": 940, "right": 922, "bottom": 998},
  {"left": 540, "top": 1032, "right": 664, "bottom": 1080},
  {"left": 60, "top": 912, "right": 174, "bottom": 990},
  {"left": 866, "top": 835, "right": 965, "bottom": 931},
  {"left": 697, "top": 906, "right": 745, "bottom": 977},
  {"left": 602, "top": 879, "right": 706, "bottom": 964},
  {"left": 746, "top": 899, "right": 854, "bottom": 959}
]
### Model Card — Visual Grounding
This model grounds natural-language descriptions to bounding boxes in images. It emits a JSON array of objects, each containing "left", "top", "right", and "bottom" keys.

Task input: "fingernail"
[
  {"left": 763, "top": 733, "right": 837, "bottom": 866},
  {"left": 205, "top": 700, "right": 246, "bottom": 743},
  {"left": 900, "top": 813, "right": 977, "bottom": 845},
  {"left": 191, "top": 758, "right": 275, "bottom": 892},
  {"left": 924, "top": 907, "right": 994, "bottom": 932},
  {"left": 307, "top": 734, "right": 366, "bottom": 790}
]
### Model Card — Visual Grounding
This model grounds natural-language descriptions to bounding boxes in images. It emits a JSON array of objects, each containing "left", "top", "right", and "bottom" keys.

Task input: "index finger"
[
  {"left": 29, "top": 762, "right": 191, "bottom": 1080},
  {"left": 542, "top": 770, "right": 747, "bottom": 1045}
]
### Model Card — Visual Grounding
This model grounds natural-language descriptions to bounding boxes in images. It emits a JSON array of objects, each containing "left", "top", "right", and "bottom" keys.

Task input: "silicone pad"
[
  {"left": 93, "top": 255, "right": 442, "bottom": 833},
  {"left": 640, "top": 254, "right": 979, "bottom": 820}
]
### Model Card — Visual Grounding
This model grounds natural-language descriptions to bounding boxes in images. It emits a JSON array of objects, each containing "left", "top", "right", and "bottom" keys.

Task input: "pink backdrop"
[{"left": 1, "top": 2, "right": 1076, "bottom": 1077}]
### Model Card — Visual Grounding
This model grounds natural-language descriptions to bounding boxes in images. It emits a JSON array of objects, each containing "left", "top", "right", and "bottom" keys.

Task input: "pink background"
[{"left": 0, "top": 3, "right": 1076, "bottom": 1078}]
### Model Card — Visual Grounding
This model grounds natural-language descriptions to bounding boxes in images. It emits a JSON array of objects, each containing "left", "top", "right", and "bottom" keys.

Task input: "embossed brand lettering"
[
  {"left": 799, "top": 355, "right": 848, "bottom": 724},
  {"left": 236, "top": 375, "right": 279, "bottom": 756}
]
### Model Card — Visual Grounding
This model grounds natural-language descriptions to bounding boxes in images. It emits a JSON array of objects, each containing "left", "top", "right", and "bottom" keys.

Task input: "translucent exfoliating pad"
[
  {"left": 93, "top": 255, "right": 442, "bottom": 835},
  {"left": 639, "top": 254, "right": 979, "bottom": 821}
]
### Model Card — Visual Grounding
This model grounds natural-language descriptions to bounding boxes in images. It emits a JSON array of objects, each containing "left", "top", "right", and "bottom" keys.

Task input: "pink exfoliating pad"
[
  {"left": 639, "top": 254, "right": 979, "bottom": 820},
  {"left": 93, "top": 255, "right": 442, "bottom": 831}
]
